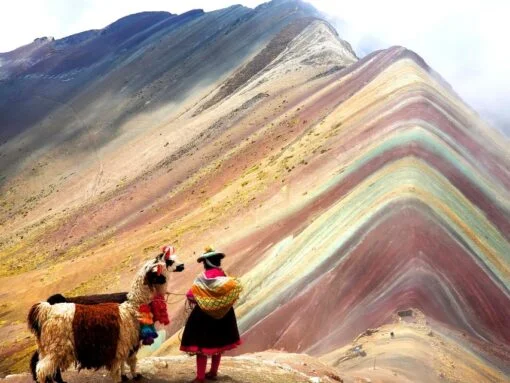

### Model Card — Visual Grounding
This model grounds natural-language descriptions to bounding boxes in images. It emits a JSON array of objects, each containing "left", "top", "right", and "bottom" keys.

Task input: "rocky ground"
[
  {"left": 1, "top": 352, "right": 345, "bottom": 383},
  {"left": 4, "top": 311, "right": 507, "bottom": 383}
]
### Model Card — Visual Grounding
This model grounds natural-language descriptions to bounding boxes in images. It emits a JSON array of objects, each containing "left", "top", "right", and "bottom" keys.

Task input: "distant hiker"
[{"left": 181, "top": 246, "right": 242, "bottom": 383}]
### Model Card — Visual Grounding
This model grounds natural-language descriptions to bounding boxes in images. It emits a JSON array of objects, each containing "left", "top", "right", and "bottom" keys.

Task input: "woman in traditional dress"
[{"left": 180, "top": 247, "right": 242, "bottom": 383}]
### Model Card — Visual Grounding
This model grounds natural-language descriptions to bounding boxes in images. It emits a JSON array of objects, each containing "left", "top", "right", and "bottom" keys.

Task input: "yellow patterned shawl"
[{"left": 191, "top": 273, "right": 243, "bottom": 319}]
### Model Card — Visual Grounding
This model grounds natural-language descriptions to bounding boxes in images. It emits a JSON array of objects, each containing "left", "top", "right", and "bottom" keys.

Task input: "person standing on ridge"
[{"left": 181, "top": 246, "right": 243, "bottom": 383}]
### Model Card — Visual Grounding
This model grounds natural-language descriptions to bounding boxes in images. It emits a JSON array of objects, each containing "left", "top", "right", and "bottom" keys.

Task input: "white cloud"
[
  {"left": 311, "top": 0, "right": 510, "bottom": 134},
  {"left": 0, "top": 0, "right": 508, "bottom": 134}
]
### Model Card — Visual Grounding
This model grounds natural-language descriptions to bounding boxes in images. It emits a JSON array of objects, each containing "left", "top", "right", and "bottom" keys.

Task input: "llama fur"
[
  {"left": 29, "top": 258, "right": 177, "bottom": 382},
  {"left": 31, "top": 292, "right": 128, "bottom": 382}
]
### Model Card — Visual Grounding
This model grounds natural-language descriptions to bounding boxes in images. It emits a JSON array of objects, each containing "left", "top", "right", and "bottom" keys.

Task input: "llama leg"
[
  {"left": 53, "top": 368, "right": 66, "bottom": 383},
  {"left": 36, "top": 356, "right": 57, "bottom": 383},
  {"left": 121, "top": 362, "right": 128, "bottom": 382},
  {"left": 128, "top": 353, "right": 142, "bottom": 380},
  {"left": 30, "top": 351, "right": 39, "bottom": 382},
  {"left": 110, "top": 362, "right": 122, "bottom": 383}
]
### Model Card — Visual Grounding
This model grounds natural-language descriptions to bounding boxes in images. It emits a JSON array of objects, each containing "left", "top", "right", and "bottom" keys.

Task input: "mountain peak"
[
  {"left": 100, "top": 11, "right": 173, "bottom": 35},
  {"left": 33, "top": 36, "right": 54, "bottom": 44}
]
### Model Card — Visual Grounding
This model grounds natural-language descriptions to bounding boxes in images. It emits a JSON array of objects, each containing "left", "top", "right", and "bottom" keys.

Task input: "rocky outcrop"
[{"left": 198, "top": 19, "right": 357, "bottom": 113}]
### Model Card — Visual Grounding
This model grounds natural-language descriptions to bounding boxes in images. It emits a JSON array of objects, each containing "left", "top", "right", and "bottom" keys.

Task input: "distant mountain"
[
  {"left": 0, "top": 0, "right": 508, "bottom": 381},
  {"left": 0, "top": 3, "right": 319, "bottom": 143}
]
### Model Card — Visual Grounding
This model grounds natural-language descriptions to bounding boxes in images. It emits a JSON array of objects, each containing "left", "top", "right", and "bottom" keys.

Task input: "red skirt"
[{"left": 180, "top": 305, "right": 241, "bottom": 355}]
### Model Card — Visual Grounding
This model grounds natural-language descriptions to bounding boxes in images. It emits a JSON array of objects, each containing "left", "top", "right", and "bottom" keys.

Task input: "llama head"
[
  {"left": 158, "top": 245, "right": 185, "bottom": 272},
  {"left": 128, "top": 259, "right": 171, "bottom": 305},
  {"left": 144, "top": 262, "right": 168, "bottom": 287}
]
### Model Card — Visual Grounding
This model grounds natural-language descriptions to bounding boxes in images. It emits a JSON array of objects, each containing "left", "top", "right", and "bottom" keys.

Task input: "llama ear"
[
  {"left": 143, "top": 271, "right": 151, "bottom": 286},
  {"left": 150, "top": 263, "right": 164, "bottom": 275},
  {"left": 146, "top": 273, "right": 156, "bottom": 290}
]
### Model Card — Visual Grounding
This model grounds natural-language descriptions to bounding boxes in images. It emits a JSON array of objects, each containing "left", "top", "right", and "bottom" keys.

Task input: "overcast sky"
[{"left": 0, "top": 0, "right": 508, "bottom": 135}]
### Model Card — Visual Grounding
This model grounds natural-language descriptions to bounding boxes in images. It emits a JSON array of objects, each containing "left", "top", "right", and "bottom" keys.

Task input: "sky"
[{"left": 0, "top": 0, "right": 508, "bottom": 134}]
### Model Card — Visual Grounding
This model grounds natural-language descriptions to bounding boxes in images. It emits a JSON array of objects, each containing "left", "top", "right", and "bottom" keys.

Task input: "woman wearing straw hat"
[{"left": 181, "top": 246, "right": 242, "bottom": 382}]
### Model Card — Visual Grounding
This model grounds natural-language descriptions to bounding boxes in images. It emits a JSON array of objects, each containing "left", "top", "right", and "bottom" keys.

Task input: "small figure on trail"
[{"left": 180, "top": 246, "right": 242, "bottom": 383}]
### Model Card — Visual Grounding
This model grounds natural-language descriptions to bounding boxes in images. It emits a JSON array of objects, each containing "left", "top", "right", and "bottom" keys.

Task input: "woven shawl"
[{"left": 191, "top": 273, "right": 242, "bottom": 319}]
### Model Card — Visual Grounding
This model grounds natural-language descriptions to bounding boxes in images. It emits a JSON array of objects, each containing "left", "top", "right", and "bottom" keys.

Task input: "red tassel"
[
  {"left": 151, "top": 294, "right": 170, "bottom": 325},
  {"left": 161, "top": 245, "right": 176, "bottom": 260},
  {"left": 139, "top": 304, "right": 151, "bottom": 313}
]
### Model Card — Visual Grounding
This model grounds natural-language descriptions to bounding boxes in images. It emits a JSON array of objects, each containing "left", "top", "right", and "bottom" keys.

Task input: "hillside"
[{"left": 0, "top": 0, "right": 509, "bottom": 381}]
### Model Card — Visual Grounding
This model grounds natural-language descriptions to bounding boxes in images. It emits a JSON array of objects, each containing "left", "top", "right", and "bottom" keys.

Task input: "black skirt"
[{"left": 180, "top": 305, "right": 241, "bottom": 355}]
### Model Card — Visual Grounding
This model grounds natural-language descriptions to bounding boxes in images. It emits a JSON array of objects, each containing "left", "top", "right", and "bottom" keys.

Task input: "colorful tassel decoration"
[
  {"left": 138, "top": 304, "right": 154, "bottom": 325},
  {"left": 140, "top": 323, "right": 158, "bottom": 344},
  {"left": 151, "top": 294, "right": 170, "bottom": 325},
  {"left": 139, "top": 304, "right": 158, "bottom": 344},
  {"left": 140, "top": 324, "right": 158, "bottom": 339}
]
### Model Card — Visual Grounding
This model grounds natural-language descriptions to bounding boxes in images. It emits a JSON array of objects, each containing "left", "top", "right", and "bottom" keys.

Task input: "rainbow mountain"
[{"left": 0, "top": 0, "right": 508, "bottom": 381}]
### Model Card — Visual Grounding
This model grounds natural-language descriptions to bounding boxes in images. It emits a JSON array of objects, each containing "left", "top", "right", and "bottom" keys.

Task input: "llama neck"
[{"left": 126, "top": 285, "right": 154, "bottom": 307}]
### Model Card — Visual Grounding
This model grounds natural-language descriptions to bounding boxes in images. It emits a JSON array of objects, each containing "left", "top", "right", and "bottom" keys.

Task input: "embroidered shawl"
[{"left": 191, "top": 271, "right": 242, "bottom": 319}]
